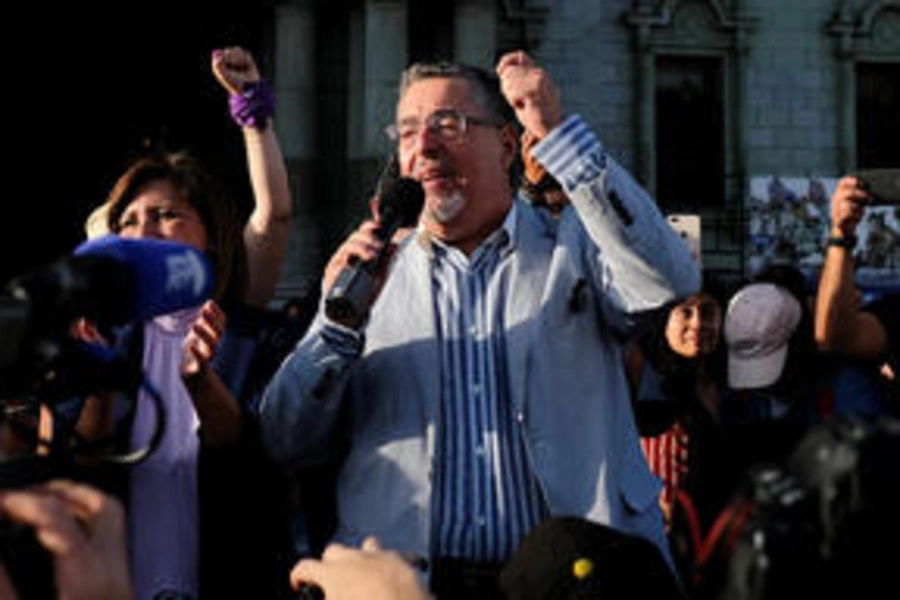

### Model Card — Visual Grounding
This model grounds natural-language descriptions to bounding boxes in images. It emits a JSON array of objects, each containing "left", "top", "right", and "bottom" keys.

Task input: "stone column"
[
  {"left": 836, "top": 37, "right": 856, "bottom": 174},
  {"left": 635, "top": 24, "right": 656, "bottom": 195},
  {"left": 829, "top": 7, "right": 857, "bottom": 174},
  {"left": 274, "top": 0, "right": 320, "bottom": 296},
  {"left": 731, "top": 29, "right": 750, "bottom": 209},
  {"left": 349, "top": 0, "right": 407, "bottom": 160},
  {"left": 455, "top": 0, "right": 497, "bottom": 69},
  {"left": 345, "top": 0, "right": 408, "bottom": 209}
]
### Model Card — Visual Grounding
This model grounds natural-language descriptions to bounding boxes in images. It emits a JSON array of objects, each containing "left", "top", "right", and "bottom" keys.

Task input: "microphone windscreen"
[
  {"left": 378, "top": 177, "right": 425, "bottom": 230},
  {"left": 74, "top": 236, "right": 214, "bottom": 323}
]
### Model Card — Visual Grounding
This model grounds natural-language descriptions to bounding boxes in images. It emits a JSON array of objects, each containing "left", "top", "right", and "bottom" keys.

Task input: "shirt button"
[
  {"left": 472, "top": 384, "right": 482, "bottom": 396},
  {"left": 475, "top": 445, "right": 486, "bottom": 457},
  {"left": 477, "top": 516, "right": 486, "bottom": 527}
]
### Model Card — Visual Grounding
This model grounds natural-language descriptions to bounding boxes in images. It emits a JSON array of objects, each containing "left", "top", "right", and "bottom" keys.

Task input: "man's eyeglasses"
[{"left": 385, "top": 108, "right": 501, "bottom": 147}]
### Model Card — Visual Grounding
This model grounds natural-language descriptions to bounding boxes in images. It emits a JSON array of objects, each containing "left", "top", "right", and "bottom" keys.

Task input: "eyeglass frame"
[{"left": 384, "top": 108, "right": 504, "bottom": 146}]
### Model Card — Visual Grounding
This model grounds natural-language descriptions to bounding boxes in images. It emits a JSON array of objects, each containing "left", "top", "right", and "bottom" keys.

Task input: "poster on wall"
[{"left": 747, "top": 175, "right": 900, "bottom": 294}]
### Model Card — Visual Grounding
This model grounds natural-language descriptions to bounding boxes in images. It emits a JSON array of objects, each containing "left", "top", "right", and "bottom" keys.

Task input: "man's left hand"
[{"left": 496, "top": 51, "right": 564, "bottom": 139}]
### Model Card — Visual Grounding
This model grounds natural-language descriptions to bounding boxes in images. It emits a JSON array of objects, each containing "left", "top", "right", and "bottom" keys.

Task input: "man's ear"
[{"left": 499, "top": 122, "right": 519, "bottom": 171}]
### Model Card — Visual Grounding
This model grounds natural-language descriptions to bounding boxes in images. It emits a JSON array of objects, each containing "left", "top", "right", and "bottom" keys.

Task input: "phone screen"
[{"left": 667, "top": 214, "right": 702, "bottom": 267}]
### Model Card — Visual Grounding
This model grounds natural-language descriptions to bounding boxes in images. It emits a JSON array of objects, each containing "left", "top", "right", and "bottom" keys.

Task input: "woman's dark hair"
[{"left": 100, "top": 151, "right": 248, "bottom": 302}]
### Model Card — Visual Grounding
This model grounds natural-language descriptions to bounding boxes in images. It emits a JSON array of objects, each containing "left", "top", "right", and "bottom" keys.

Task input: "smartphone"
[
  {"left": 666, "top": 214, "right": 702, "bottom": 267},
  {"left": 855, "top": 169, "right": 900, "bottom": 205}
]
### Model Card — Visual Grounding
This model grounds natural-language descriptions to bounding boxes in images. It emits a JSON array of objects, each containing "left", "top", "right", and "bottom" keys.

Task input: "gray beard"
[{"left": 425, "top": 190, "right": 466, "bottom": 224}]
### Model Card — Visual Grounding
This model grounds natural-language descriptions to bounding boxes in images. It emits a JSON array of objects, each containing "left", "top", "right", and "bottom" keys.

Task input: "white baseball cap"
[{"left": 724, "top": 283, "right": 802, "bottom": 389}]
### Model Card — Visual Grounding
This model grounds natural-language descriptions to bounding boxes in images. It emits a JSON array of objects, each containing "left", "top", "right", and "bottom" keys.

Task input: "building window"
[
  {"left": 409, "top": 2, "right": 454, "bottom": 62},
  {"left": 856, "top": 62, "right": 900, "bottom": 168},
  {"left": 655, "top": 55, "right": 725, "bottom": 211}
]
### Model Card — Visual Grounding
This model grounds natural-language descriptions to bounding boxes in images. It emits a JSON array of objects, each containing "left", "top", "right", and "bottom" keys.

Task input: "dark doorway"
[
  {"left": 409, "top": 2, "right": 455, "bottom": 62},
  {"left": 857, "top": 62, "right": 900, "bottom": 168},
  {"left": 655, "top": 55, "right": 725, "bottom": 212}
]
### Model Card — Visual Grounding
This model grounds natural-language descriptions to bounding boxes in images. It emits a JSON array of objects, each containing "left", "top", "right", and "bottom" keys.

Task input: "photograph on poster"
[{"left": 747, "top": 175, "right": 900, "bottom": 293}]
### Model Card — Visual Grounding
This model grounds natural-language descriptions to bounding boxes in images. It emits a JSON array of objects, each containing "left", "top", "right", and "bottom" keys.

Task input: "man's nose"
[{"left": 413, "top": 124, "right": 441, "bottom": 155}]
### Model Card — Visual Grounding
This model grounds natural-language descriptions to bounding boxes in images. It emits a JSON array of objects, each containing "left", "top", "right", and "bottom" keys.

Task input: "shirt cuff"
[
  {"left": 530, "top": 114, "right": 604, "bottom": 188},
  {"left": 320, "top": 318, "right": 365, "bottom": 360}
]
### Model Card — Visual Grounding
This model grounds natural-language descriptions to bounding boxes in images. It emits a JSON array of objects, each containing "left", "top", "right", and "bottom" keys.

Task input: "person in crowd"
[
  {"left": 629, "top": 273, "right": 817, "bottom": 595},
  {"left": 718, "top": 275, "right": 823, "bottom": 490},
  {"left": 260, "top": 50, "right": 699, "bottom": 599},
  {"left": 723, "top": 280, "right": 808, "bottom": 423},
  {"left": 498, "top": 516, "right": 684, "bottom": 599},
  {"left": 1, "top": 480, "right": 433, "bottom": 600},
  {"left": 815, "top": 175, "right": 898, "bottom": 396},
  {"left": 626, "top": 280, "right": 733, "bottom": 588},
  {"left": 291, "top": 538, "right": 433, "bottom": 600},
  {"left": 0, "top": 479, "right": 134, "bottom": 600},
  {"left": 74, "top": 46, "right": 294, "bottom": 600},
  {"left": 630, "top": 287, "right": 726, "bottom": 476}
]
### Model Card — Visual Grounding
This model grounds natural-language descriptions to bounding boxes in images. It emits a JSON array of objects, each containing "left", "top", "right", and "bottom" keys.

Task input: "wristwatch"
[{"left": 826, "top": 235, "right": 856, "bottom": 249}]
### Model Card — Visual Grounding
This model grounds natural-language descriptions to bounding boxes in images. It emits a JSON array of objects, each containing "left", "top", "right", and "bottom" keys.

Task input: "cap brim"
[{"left": 728, "top": 344, "right": 789, "bottom": 389}]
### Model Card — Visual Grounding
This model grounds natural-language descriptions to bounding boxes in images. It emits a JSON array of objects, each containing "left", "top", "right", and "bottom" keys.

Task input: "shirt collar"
[{"left": 417, "top": 199, "right": 518, "bottom": 261}]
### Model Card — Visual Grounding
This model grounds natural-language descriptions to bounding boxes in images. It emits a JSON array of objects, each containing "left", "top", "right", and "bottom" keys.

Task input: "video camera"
[
  {"left": 709, "top": 417, "right": 900, "bottom": 599},
  {"left": 1, "top": 236, "right": 214, "bottom": 598},
  {"left": 1, "top": 236, "right": 213, "bottom": 482}
]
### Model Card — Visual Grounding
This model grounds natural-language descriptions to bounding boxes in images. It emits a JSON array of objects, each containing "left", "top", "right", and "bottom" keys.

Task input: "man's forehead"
[{"left": 396, "top": 76, "right": 479, "bottom": 117}]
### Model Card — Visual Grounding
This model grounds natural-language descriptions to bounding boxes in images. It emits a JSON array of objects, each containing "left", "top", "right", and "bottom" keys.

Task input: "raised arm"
[
  {"left": 496, "top": 51, "right": 699, "bottom": 312},
  {"left": 212, "top": 47, "right": 292, "bottom": 307},
  {"left": 814, "top": 175, "right": 887, "bottom": 358}
]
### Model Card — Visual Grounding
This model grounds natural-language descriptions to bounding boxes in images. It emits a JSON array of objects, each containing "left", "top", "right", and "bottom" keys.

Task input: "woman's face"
[
  {"left": 665, "top": 293, "right": 722, "bottom": 359},
  {"left": 116, "top": 179, "right": 208, "bottom": 251}
]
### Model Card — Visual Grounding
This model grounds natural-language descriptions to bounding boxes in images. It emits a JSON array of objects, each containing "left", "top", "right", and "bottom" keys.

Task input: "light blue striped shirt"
[{"left": 429, "top": 204, "right": 548, "bottom": 562}]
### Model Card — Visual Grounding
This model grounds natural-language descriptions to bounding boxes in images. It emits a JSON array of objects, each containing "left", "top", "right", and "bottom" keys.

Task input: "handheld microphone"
[
  {"left": 325, "top": 177, "right": 424, "bottom": 326},
  {"left": 8, "top": 236, "right": 214, "bottom": 329}
]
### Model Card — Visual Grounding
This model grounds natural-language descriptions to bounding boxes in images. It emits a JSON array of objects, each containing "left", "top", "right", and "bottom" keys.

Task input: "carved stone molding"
[
  {"left": 827, "top": 1, "right": 899, "bottom": 171},
  {"left": 623, "top": 1, "right": 758, "bottom": 201},
  {"left": 828, "top": 0, "right": 900, "bottom": 57},
  {"left": 625, "top": 0, "right": 759, "bottom": 50}
]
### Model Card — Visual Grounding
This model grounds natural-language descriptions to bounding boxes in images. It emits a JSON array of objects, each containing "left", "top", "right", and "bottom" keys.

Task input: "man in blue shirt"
[{"left": 261, "top": 51, "right": 699, "bottom": 598}]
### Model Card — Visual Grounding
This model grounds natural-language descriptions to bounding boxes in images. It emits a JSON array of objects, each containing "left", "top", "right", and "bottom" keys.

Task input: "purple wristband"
[{"left": 229, "top": 80, "right": 275, "bottom": 129}]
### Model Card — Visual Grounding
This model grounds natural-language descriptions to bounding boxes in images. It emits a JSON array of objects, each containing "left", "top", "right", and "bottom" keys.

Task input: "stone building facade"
[{"left": 267, "top": 0, "right": 899, "bottom": 295}]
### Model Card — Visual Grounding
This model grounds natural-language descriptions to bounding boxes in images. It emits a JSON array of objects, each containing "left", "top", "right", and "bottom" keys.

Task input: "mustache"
[{"left": 412, "top": 159, "right": 455, "bottom": 180}]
